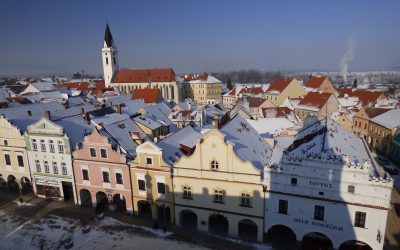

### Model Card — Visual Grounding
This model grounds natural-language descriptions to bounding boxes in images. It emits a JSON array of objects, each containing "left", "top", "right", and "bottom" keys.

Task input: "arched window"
[{"left": 211, "top": 160, "right": 219, "bottom": 170}]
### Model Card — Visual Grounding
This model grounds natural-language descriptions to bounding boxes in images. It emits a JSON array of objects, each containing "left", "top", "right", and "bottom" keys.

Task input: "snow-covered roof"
[
  {"left": 31, "top": 82, "right": 55, "bottom": 92},
  {"left": 55, "top": 116, "right": 93, "bottom": 151},
  {"left": 282, "top": 119, "right": 376, "bottom": 174},
  {"left": 103, "top": 118, "right": 148, "bottom": 158},
  {"left": 337, "top": 96, "right": 359, "bottom": 108},
  {"left": 91, "top": 113, "right": 130, "bottom": 127},
  {"left": 157, "top": 125, "right": 202, "bottom": 166},
  {"left": 370, "top": 108, "right": 400, "bottom": 129},
  {"left": 134, "top": 115, "right": 162, "bottom": 130},
  {"left": 0, "top": 102, "right": 64, "bottom": 120},
  {"left": 221, "top": 115, "right": 273, "bottom": 171},
  {"left": 246, "top": 118, "right": 295, "bottom": 138},
  {"left": 121, "top": 99, "right": 145, "bottom": 116},
  {"left": 104, "top": 95, "right": 131, "bottom": 106}
]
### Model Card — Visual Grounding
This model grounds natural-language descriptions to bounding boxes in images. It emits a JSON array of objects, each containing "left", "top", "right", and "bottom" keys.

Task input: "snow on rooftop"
[
  {"left": 221, "top": 115, "right": 273, "bottom": 171},
  {"left": 55, "top": 116, "right": 93, "bottom": 150},
  {"left": 0, "top": 102, "right": 64, "bottom": 120},
  {"left": 370, "top": 108, "right": 400, "bottom": 129},
  {"left": 246, "top": 118, "right": 295, "bottom": 138}
]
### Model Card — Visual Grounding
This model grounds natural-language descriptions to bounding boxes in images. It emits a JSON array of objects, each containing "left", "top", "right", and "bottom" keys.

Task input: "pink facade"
[{"left": 72, "top": 129, "right": 133, "bottom": 213}]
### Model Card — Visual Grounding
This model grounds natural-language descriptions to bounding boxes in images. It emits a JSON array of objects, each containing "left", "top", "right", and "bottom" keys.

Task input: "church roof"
[
  {"left": 104, "top": 23, "right": 114, "bottom": 48},
  {"left": 112, "top": 68, "right": 176, "bottom": 83}
]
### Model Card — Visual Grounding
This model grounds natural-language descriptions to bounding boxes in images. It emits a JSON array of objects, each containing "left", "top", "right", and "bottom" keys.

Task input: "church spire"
[{"left": 104, "top": 23, "right": 114, "bottom": 48}]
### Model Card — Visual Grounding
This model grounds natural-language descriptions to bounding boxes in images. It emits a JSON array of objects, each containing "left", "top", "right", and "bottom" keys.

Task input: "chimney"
[
  {"left": 44, "top": 111, "right": 51, "bottom": 120},
  {"left": 80, "top": 107, "right": 85, "bottom": 114},
  {"left": 117, "top": 103, "right": 122, "bottom": 114},
  {"left": 101, "top": 103, "right": 106, "bottom": 109},
  {"left": 213, "top": 115, "right": 219, "bottom": 129},
  {"left": 84, "top": 112, "right": 91, "bottom": 124},
  {"left": 64, "top": 102, "right": 69, "bottom": 109},
  {"left": 27, "top": 110, "right": 32, "bottom": 116}
]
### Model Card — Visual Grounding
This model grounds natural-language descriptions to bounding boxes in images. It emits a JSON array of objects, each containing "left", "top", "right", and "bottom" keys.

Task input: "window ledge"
[{"left": 239, "top": 204, "right": 252, "bottom": 208}]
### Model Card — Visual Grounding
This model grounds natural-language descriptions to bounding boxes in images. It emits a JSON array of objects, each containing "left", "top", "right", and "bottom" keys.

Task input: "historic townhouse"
[
  {"left": 264, "top": 118, "right": 392, "bottom": 250},
  {"left": 73, "top": 128, "right": 133, "bottom": 213},
  {"left": 265, "top": 77, "right": 306, "bottom": 106},
  {"left": 180, "top": 73, "right": 222, "bottom": 105},
  {"left": 223, "top": 86, "right": 264, "bottom": 109},
  {"left": 173, "top": 115, "right": 272, "bottom": 242},
  {"left": 294, "top": 92, "right": 340, "bottom": 120},
  {"left": 304, "top": 75, "right": 337, "bottom": 94},
  {"left": 368, "top": 108, "right": 400, "bottom": 157},
  {"left": 101, "top": 24, "right": 180, "bottom": 103},
  {"left": 26, "top": 113, "right": 92, "bottom": 203},
  {"left": 352, "top": 107, "right": 390, "bottom": 139},
  {"left": 0, "top": 116, "right": 32, "bottom": 191},
  {"left": 130, "top": 126, "right": 201, "bottom": 224}
]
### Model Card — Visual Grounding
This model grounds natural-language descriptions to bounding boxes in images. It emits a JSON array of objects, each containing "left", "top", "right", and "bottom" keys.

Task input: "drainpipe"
[
  {"left": 171, "top": 167, "right": 176, "bottom": 225},
  {"left": 263, "top": 183, "right": 266, "bottom": 242}
]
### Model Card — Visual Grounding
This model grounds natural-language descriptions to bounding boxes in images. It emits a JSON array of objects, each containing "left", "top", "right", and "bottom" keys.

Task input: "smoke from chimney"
[{"left": 340, "top": 38, "right": 356, "bottom": 84}]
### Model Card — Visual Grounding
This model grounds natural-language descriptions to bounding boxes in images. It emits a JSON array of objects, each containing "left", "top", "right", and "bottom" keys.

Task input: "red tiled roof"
[
  {"left": 267, "top": 77, "right": 295, "bottom": 93},
  {"left": 337, "top": 88, "right": 385, "bottom": 105},
  {"left": 304, "top": 75, "right": 328, "bottom": 88},
  {"left": 131, "top": 88, "right": 162, "bottom": 103},
  {"left": 364, "top": 107, "right": 391, "bottom": 119},
  {"left": 180, "top": 73, "right": 208, "bottom": 81},
  {"left": 113, "top": 68, "right": 175, "bottom": 83},
  {"left": 227, "top": 86, "right": 264, "bottom": 96},
  {"left": 247, "top": 97, "right": 269, "bottom": 107},
  {"left": 261, "top": 107, "right": 292, "bottom": 117},
  {"left": 297, "top": 92, "right": 332, "bottom": 109}
]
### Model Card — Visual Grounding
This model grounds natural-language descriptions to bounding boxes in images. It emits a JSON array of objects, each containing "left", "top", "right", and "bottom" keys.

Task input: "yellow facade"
[
  {"left": 0, "top": 117, "right": 31, "bottom": 188},
  {"left": 265, "top": 79, "right": 306, "bottom": 106},
  {"left": 190, "top": 82, "right": 222, "bottom": 105},
  {"left": 130, "top": 141, "right": 175, "bottom": 224},
  {"left": 173, "top": 130, "right": 264, "bottom": 241}
]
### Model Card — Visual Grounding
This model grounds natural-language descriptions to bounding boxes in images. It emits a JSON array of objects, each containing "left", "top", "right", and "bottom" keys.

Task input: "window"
[
  {"left": 40, "top": 140, "right": 46, "bottom": 152},
  {"left": 138, "top": 179, "right": 146, "bottom": 191},
  {"left": 58, "top": 141, "right": 64, "bottom": 154},
  {"left": 53, "top": 162, "right": 58, "bottom": 174},
  {"left": 278, "top": 200, "right": 288, "bottom": 214},
  {"left": 214, "top": 189, "right": 224, "bottom": 203},
  {"left": 4, "top": 153, "right": 11, "bottom": 166},
  {"left": 106, "top": 57, "right": 109, "bottom": 65},
  {"left": 355, "top": 211, "right": 366, "bottom": 228},
  {"left": 4, "top": 139, "right": 8, "bottom": 146},
  {"left": 61, "top": 163, "right": 67, "bottom": 175},
  {"left": 211, "top": 160, "right": 219, "bottom": 170},
  {"left": 348, "top": 185, "right": 355, "bottom": 193},
  {"left": 183, "top": 186, "right": 192, "bottom": 199},
  {"left": 314, "top": 205, "right": 325, "bottom": 221},
  {"left": 35, "top": 160, "right": 41, "bottom": 172},
  {"left": 44, "top": 161, "right": 49, "bottom": 173},
  {"left": 291, "top": 177, "right": 297, "bottom": 185},
  {"left": 82, "top": 169, "right": 89, "bottom": 180},
  {"left": 32, "top": 139, "right": 38, "bottom": 151},
  {"left": 157, "top": 182, "right": 166, "bottom": 195},
  {"left": 146, "top": 157, "right": 152, "bottom": 165},
  {"left": 102, "top": 171, "right": 110, "bottom": 183},
  {"left": 240, "top": 193, "right": 251, "bottom": 206},
  {"left": 116, "top": 173, "right": 123, "bottom": 184},
  {"left": 49, "top": 140, "right": 55, "bottom": 153},
  {"left": 17, "top": 155, "right": 24, "bottom": 167},
  {"left": 90, "top": 148, "right": 96, "bottom": 157},
  {"left": 100, "top": 149, "right": 107, "bottom": 158}
]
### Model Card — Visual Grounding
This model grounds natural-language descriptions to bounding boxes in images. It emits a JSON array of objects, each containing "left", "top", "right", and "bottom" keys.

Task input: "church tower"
[{"left": 102, "top": 23, "right": 119, "bottom": 87}]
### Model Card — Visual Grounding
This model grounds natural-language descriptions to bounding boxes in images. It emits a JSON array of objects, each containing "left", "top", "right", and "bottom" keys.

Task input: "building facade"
[
  {"left": 265, "top": 77, "right": 306, "bottom": 106},
  {"left": 73, "top": 128, "right": 133, "bottom": 213},
  {"left": 0, "top": 116, "right": 31, "bottom": 191},
  {"left": 173, "top": 116, "right": 271, "bottom": 242},
  {"left": 265, "top": 119, "right": 392, "bottom": 250},
  {"left": 180, "top": 73, "right": 222, "bottom": 105},
  {"left": 26, "top": 116, "right": 77, "bottom": 203}
]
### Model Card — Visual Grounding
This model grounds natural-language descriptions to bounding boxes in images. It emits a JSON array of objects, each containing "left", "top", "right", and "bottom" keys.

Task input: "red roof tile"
[
  {"left": 113, "top": 68, "right": 175, "bottom": 83},
  {"left": 131, "top": 88, "right": 162, "bottom": 103},
  {"left": 304, "top": 75, "right": 328, "bottom": 88},
  {"left": 364, "top": 107, "right": 391, "bottom": 118},
  {"left": 297, "top": 92, "right": 332, "bottom": 109},
  {"left": 267, "top": 77, "right": 295, "bottom": 93},
  {"left": 337, "top": 88, "right": 385, "bottom": 105}
]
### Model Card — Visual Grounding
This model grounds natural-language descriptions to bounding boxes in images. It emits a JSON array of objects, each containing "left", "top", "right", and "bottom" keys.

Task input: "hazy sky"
[{"left": 1, "top": 0, "right": 400, "bottom": 76}]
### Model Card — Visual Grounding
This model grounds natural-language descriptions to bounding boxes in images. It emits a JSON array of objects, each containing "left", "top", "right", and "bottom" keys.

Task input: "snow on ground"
[
  {"left": 0, "top": 212, "right": 208, "bottom": 250},
  {"left": 15, "top": 201, "right": 35, "bottom": 207}
]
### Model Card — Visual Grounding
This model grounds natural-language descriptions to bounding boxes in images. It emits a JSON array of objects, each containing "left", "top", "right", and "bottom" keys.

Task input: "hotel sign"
[
  {"left": 309, "top": 180, "right": 333, "bottom": 189},
  {"left": 294, "top": 218, "right": 344, "bottom": 231}
]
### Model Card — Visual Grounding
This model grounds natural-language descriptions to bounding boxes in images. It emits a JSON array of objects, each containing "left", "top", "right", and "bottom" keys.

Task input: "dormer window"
[{"left": 211, "top": 160, "right": 219, "bottom": 170}]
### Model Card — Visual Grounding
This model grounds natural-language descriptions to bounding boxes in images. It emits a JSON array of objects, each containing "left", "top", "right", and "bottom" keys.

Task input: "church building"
[{"left": 101, "top": 23, "right": 180, "bottom": 103}]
